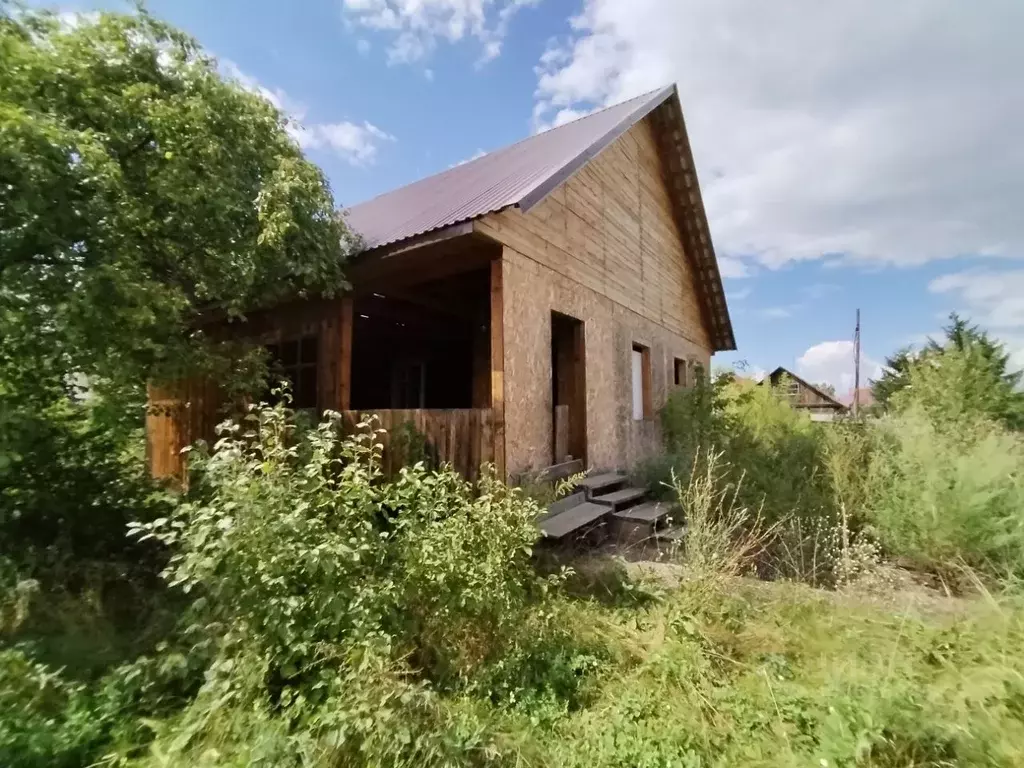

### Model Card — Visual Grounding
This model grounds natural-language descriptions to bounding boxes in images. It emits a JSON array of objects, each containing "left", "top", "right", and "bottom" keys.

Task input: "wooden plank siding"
[
  {"left": 481, "top": 114, "right": 715, "bottom": 475},
  {"left": 338, "top": 409, "right": 496, "bottom": 482},
  {"left": 475, "top": 118, "right": 711, "bottom": 351},
  {"left": 147, "top": 296, "right": 354, "bottom": 481}
]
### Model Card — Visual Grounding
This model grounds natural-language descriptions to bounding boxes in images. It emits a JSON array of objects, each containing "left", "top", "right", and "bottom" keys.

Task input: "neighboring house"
[
  {"left": 766, "top": 367, "right": 849, "bottom": 421},
  {"left": 147, "top": 85, "right": 735, "bottom": 481}
]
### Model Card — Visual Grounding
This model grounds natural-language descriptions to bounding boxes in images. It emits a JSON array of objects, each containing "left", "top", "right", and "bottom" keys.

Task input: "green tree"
[
  {"left": 872, "top": 314, "right": 1024, "bottom": 429},
  {"left": 1, "top": 6, "right": 353, "bottom": 409},
  {"left": 1, "top": 6, "right": 353, "bottom": 572}
]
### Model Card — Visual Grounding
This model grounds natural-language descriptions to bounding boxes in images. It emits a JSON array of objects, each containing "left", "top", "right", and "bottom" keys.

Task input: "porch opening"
[
  {"left": 350, "top": 267, "right": 492, "bottom": 411},
  {"left": 551, "top": 311, "right": 587, "bottom": 465}
]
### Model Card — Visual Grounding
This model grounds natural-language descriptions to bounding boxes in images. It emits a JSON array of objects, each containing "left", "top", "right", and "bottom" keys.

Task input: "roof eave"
[{"left": 650, "top": 88, "right": 736, "bottom": 352}]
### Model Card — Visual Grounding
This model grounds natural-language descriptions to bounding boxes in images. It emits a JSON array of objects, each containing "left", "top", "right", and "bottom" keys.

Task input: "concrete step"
[
  {"left": 538, "top": 501, "right": 612, "bottom": 540},
  {"left": 612, "top": 501, "right": 676, "bottom": 525},
  {"left": 576, "top": 472, "right": 627, "bottom": 498},
  {"left": 611, "top": 502, "right": 678, "bottom": 544},
  {"left": 592, "top": 487, "right": 646, "bottom": 510}
]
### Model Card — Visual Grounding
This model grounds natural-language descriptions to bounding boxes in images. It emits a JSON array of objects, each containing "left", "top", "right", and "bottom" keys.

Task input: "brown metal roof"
[
  {"left": 345, "top": 86, "right": 674, "bottom": 250},
  {"left": 344, "top": 84, "right": 737, "bottom": 351}
]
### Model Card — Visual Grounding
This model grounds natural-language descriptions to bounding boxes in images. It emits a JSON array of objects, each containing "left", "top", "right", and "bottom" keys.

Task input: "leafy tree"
[
  {"left": 872, "top": 314, "right": 1024, "bottom": 429},
  {"left": 1, "top": 6, "right": 353, "bottom": 409},
  {"left": 0, "top": 6, "right": 353, "bottom": 573}
]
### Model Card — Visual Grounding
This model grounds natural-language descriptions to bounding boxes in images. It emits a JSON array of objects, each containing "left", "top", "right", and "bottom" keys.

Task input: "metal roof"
[
  {"left": 345, "top": 86, "right": 674, "bottom": 250},
  {"left": 343, "top": 84, "right": 737, "bottom": 351}
]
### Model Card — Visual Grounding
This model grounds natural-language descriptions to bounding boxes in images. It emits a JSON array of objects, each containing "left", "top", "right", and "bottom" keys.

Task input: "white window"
[
  {"left": 632, "top": 349, "right": 644, "bottom": 420},
  {"left": 631, "top": 343, "right": 650, "bottom": 420}
]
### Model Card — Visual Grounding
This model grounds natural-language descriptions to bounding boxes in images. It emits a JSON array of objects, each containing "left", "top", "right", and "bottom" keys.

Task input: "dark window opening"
[
  {"left": 266, "top": 335, "right": 319, "bottom": 410},
  {"left": 350, "top": 268, "right": 491, "bottom": 411},
  {"left": 551, "top": 311, "right": 587, "bottom": 464},
  {"left": 673, "top": 357, "right": 688, "bottom": 387}
]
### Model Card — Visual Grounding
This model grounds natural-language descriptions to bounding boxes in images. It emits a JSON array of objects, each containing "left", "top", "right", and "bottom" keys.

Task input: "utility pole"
[{"left": 853, "top": 308, "right": 861, "bottom": 417}]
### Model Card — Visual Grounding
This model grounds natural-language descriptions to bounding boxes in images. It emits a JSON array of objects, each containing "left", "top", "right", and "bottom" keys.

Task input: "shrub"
[
  {"left": 865, "top": 409, "right": 1024, "bottom": 580},
  {"left": 656, "top": 376, "right": 837, "bottom": 528},
  {"left": 130, "top": 400, "right": 568, "bottom": 763}
]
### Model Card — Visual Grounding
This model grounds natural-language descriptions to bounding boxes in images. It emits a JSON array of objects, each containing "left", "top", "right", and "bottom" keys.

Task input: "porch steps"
[
  {"left": 538, "top": 502, "right": 612, "bottom": 540},
  {"left": 538, "top": 468, "right": 686, "bottom": 551},
  {"left": 612, "top": 501, "right": 675, "bottom": 525},
  {"left": 591, "top": 486, "right": 647, "bottom": 510},
  {"left": 575, "top": 472, "right": 627, "bottom": 497}
]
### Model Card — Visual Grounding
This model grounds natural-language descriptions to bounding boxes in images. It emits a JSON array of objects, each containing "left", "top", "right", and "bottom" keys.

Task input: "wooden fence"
[
  {"left": 148, "top": 393, "right": 498, "bottom": 484},
  {"left": 147, "top": 379, "right": 221, "bottom": 481},
  {"left": 339, "top": 409, "right": 496, "bottom": 482}
]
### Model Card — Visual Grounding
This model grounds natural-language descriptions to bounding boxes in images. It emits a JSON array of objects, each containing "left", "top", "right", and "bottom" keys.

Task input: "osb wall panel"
[
  {"left": 502, "top": 247, "right": 710, "bottom": 475},
  {"left": 477, "top": 115, "right": 712, "bottom": 353},
  {"left": 483, "top": 113, "right": 716, "bottom": 474}
]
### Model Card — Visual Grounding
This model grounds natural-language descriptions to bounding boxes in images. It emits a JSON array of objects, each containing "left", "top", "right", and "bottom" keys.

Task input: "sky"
[{"left": 42, "top": 0, "right": 1024, "bottom": 396}]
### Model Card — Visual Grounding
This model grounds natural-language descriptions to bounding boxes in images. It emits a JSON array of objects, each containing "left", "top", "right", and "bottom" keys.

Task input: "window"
[
  {"left": 631, "top": 343, "right": 652, "bottom": 420},
  {"left": 266, "top": 335, "right": 319, "bottom": 410},
  {"left": 673, "top": 357, "right": 688, "bottom": 387}
]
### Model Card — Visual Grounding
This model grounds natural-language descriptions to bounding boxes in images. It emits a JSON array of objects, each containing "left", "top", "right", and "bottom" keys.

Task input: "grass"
[{"left": 523, "top": 567, "right": 1024, "bottom": 768}]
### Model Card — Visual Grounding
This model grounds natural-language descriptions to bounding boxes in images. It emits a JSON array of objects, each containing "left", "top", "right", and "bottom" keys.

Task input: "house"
[
  {"left": 766, "top": 367, "right": 848, "bottom": 421},
  {"left": 147, "top": 84, "right": 735, "bottom": 482}
]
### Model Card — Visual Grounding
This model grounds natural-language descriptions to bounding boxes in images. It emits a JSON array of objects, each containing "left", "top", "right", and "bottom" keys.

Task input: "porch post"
[
  {"left": 339, "top": 295, "right": 353, "bottom": 411},
  {"left": 490, "top": 256, "right": 506, "bottom": 479}
]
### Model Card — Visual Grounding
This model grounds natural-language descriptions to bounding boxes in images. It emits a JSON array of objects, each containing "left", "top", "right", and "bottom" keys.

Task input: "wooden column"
[
  {"left": 490, "top": 257, "right": 506, "bottom": 479},
  {"left": 339, "top": 296, "right": 353, "bottom": 410}
]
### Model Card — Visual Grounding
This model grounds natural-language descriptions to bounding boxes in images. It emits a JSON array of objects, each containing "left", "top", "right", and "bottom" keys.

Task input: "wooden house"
[
  {"left": 766, "top": 367, "right": 848, "bottom": 421},
  {"left": 147, "top": 85, "right": 736, "bottom": 481}
]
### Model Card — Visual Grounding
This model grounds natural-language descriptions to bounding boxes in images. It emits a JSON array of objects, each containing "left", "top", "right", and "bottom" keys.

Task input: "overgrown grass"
[{"left": 5, "top": 367, "right": 1024, "bottom": 766}]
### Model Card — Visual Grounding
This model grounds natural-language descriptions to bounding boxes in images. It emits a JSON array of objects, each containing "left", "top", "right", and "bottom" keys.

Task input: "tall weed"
[{"left": 865, "top": 409, "right": 1024, "bottom": 580}]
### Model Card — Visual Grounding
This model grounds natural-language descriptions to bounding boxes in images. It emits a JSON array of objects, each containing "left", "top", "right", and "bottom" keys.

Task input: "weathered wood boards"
[{"left": 338, "top": 409, "right": 496, "bottom": 483}]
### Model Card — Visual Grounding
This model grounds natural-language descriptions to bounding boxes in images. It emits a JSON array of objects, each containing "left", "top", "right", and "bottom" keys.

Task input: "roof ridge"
[{"left": 345, "top": 86, "right": 673, "bottom": 212}]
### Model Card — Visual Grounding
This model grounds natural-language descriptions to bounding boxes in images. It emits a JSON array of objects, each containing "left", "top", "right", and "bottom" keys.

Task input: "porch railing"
[{"left": 339, "top": 409, "right": 497, "bottom": 482}]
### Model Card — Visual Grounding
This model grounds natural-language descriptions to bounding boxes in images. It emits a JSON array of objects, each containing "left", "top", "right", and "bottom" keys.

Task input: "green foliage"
[
  {"left": 872, "top": 314, "right": 1024, "bottom": 429},
  {"left": 1, "top": 6, "right": 352, "bottom": 408},
  {"left": 542, "top": 580, "right": 1024, "bottom": 768},
  {"left": 0, "top": 392, "right": 173, "bottom": 582},
  {"left": 125, "top": 401, "right": 572, "bottom": 764},
  {"left": 656, "top": 375, "right": 836, "bottom": 528},
  {"left": 864, "top": 409, "right": 1024, "bottom": 579},
  {"left": 0, "top": 642, "right": 206, "bottom": 768}
]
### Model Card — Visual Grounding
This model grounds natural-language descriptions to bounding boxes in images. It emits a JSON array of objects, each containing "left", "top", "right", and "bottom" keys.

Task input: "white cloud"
[
  {"left": 797, "top": 340, "right": 883, "bottom": 395},
  {"left": 356, "top": 38, "right": 372, "bottom": 55},
  {"left": 727, "top": 287, "right": 751, "bottom": 302},
  {"left": 293, "top": 121, "right": 396, "bottom": 166},
  {"left": 449, "top": 148, "right": 487, "bottom": 168},
  {"left": 759, "top": 306, "right": 795, "bottom": 320},
  {"left": 424, "top": 67, "right": 435, "bottom": 81},
  {"left": 532, "top": 1, "right": 1024, "bottom": 269},
  {"left": 717, "top": 255, "right": 750, "bottom": 279},
  {"left": 221, "top": 60, "right": 394, "bottom": 166},
  {"left": 341, "top": 0, "right": 539, "bottom": 65},
  {"left": 222, "top": 60, "right": 303, "bottom": 115}
]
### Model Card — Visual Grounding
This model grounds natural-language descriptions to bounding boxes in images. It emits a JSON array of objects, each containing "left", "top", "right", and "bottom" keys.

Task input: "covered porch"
[
  {"left": 146, "top": 228, "right": 508, "bottom": 481},
  {"left": 338, "top": 229, "right": 506, "bottom": 479}
]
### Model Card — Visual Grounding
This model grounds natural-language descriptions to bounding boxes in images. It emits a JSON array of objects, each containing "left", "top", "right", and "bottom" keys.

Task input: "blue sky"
[{"left": 43, "top": 0, "right": 1024, "bottom": 396}]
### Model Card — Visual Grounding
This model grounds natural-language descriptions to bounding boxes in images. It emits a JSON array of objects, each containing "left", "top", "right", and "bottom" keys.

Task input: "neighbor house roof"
[
  {"left": 344, "top": 85, "right": 736, "bottom": 351},
  {"left": 767, "top": 367, "right": 848, "bottom": 411}
]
